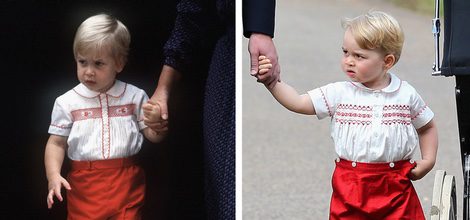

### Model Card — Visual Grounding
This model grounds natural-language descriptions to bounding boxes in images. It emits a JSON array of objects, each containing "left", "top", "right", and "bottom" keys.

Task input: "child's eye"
[
  {"left": 95, "top": 61, "right": 104, "bottom": 66},
  {"left": 78, "top": 60, "right": 86, "bottom": 65}
]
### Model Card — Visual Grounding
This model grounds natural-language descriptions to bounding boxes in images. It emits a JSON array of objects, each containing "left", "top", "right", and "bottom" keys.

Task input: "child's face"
[
  {"left": 76, "top": 49, "right": 123, "bottom": 93},
  {"left": 341, "top": 29, "right": 389, "bottom": 88}
]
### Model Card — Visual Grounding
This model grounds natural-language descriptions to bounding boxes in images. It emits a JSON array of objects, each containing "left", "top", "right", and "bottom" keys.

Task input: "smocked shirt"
[
  {"left": 48, "top": 80, "right": 148, "bottom": 161},
  {"left": 308, "top": 73, "right": 434, "bottom": 162}
]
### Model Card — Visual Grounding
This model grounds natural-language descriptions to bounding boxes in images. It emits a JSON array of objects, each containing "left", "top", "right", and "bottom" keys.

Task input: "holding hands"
[
  {"left": 143, "top": 100, "right": 168, "bottom": 134},
  {"left": 258, "top": 55, "right": 273, "bottom": 76},
  {"left": 248, "top": 33, "right": 280, "bottom": 88}
]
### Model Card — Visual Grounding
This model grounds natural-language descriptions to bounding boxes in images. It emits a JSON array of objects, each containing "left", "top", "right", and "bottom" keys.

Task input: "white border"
[{"left": 235, "top": 0, "right": 242, "bottom": 219}]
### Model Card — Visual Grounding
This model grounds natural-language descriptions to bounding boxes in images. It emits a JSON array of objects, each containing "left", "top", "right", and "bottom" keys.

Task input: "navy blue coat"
[{"left": 163, "top": 0, "right": 235, "bottom": 219}]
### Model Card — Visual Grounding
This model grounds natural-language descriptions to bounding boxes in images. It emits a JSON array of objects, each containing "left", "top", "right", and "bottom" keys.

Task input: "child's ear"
[
  {"left": 383, "top": 54, "right": 396, "bottom": 70},
  {"left": 115, "top": 57, "right": 126, "bottom": 73}
]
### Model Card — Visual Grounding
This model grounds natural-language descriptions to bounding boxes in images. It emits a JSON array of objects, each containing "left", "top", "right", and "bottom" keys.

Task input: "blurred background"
[
  {"left": 243, "top": 0, "right": 462, "bottom": 219},
  {"left": 1, "top": 1, "right": 212, "bottom": 219}
]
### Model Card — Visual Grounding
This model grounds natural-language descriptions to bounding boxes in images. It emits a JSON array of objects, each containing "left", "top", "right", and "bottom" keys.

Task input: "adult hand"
[
  {"left": 248, "top": 33, "right": 280, "bottom": 89},
  {"left": 148, "top": 65, "right": 181, "bottom": 132}
]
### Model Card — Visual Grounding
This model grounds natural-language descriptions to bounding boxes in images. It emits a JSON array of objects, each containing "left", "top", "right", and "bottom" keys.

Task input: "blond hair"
[
  {"left": 73, "top": 14, "right": 130, "bottom": 64},
  {"left": 342, "top": 11, "right": 404, "bottom": 64}
]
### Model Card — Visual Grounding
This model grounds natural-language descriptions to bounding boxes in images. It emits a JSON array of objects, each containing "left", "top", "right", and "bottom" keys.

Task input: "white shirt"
[
  {"left": 48, "top": 80, "right": 148, "bottom": 161},
  {"left": 308, "top": 73, "right": 434, "bottom": 162}
]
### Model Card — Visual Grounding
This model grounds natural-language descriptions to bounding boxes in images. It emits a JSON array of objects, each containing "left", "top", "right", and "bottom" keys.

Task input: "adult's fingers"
[
  {"left": 146, "top": 121, "right": 168, "bottom": 132},
  {"left": 250, "top": 49, "right": 260, "bottom": 76},
  {"left": 147, "top": 99, "right": 157, "bottom": 105},
  {"left": 158, "top": 101, "right": 168, "bottom": 120}
]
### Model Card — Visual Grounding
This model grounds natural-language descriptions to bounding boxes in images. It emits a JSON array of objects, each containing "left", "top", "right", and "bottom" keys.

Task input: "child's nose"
[
  {"left": 345, "top": 57, "right": 354, "bottom": 66},
  {"left": 85, "top": 67, "right": 95, "bottom": 76}
]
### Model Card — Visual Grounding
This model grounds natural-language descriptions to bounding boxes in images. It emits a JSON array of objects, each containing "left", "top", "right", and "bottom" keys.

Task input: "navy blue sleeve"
[
  {"left": 242, "top": 0, "right": 276, "bottom": 38},
  {"left": 163, "top": 0, "right": 222, "bottom": 74}
]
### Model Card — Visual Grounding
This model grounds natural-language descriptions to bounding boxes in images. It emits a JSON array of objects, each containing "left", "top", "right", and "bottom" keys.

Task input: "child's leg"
[{"left": 329, "top": 159, "right": 425, "bottom": 220}]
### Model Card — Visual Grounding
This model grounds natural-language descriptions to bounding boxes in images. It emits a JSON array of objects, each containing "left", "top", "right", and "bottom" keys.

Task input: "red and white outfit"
[
  {"left": 49, "top": 80, "right": 148, "bottom": 219},
  {"left": 308, "top": 73, "right": 433, "bottom": 219}
]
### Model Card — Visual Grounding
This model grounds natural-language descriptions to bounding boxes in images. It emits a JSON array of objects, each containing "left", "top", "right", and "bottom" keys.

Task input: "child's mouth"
[{"left": 346, "top": 71, "right": 355, "bottom": 77}]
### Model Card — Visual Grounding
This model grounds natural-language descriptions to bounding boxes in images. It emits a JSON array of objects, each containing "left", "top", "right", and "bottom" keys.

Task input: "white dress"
[{"left": 308, "top": 73, "right": 434, "bottom": 162}]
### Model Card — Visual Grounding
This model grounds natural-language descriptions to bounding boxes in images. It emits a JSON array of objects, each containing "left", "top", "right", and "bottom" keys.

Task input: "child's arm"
[
  {"left": 258, "top": 56, "right": 316, "bottom": 115},
  {"left": 44, "top": 134, "right": 71, "bottom": 209},
  {"left": 142, "top": 101, "right": 168, "bottom": 143},
  {"left": 410, "top": 119, "right": 438, "bottom": 180}
]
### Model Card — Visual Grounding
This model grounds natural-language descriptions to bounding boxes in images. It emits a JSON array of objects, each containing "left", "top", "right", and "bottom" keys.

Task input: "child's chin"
[{"left": 348, "top": 77, "right": 358, "bottom": 82}]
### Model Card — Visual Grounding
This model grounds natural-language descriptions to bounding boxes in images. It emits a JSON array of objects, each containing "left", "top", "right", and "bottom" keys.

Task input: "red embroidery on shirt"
[
  {"left": 70, "top": 104, "right": 135, "bottom": 122},
  {"left": 107, "top": 83, "right": 127, "bottom": 98},
  {"left": 50, "top": 124, "right": 72, "bottom": 129},
  {"left": 335, "top": 118, "right": 372, "bottom": 125},
  {"left": 337, "top": 104, "right": 373, "bottom": 111},
  {"left": 105, "top": 95, "right": 111, "bottom": 159},
  {"left": 99, "top": 95, "right": 106, "bottom": 159},
  {"left": 411, "top": 106, "right": 428, "bottom": 120},
  {"left": 382, "top": 105, "right": 411, "bottom": 125},
  {"left": 109, "top": 104, "right": 135, "bottom": 117},
  {"left": 334, "top": 103, "right": 373, "bottom": 125},
  {"left": 320, "top": 88, "right": 332, "bottom": 117},
  {"left": 71, "top": 108, "right": 102, "bottom": 121}
]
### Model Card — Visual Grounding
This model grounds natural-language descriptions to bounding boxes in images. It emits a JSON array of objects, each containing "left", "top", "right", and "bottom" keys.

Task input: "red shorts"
[
  {"left": 329, "top": 158, "right": 425, "bottom": 220},
  {"left": 66, "top": 157, "right": 145, "bottom": 220}
]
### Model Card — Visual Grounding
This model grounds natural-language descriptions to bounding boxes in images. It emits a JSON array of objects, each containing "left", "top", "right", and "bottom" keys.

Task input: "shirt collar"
[
  {"left": 73, "top": 80, "right": 127, "bottom": 98},
  {"left": 349, "top": 73, "right": 402, "bottom": 93}
]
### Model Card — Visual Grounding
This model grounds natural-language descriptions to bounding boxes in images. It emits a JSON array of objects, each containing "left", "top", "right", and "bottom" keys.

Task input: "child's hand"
[
  {"left": 47, "top": 174, "right": 71, "bottom": 209},
  {"left": 143, "top": 100, "right": 161, "bottom": 122},
  {"left": 258, "top": 55, "right": 273, "bottom": 75},
  {"left": 409, "top": 159, "right": 435, "bottom": 180},
  {"left": 143, "top": 100, "right": 168, "bottom": 133}
]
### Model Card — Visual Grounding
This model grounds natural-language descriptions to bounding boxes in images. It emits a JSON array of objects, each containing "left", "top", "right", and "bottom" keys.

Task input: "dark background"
[{"left": 1, "top": 1, "right": 210, "bottom": 219}]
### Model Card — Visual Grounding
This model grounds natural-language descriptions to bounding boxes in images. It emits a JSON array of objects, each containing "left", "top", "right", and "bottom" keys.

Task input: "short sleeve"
[
  {"left": 135, "top": 90, "right": 149, "bottom": 131},
  {"left": 307, "top": 83, "right": 338, "bottom": 120},
  {"left": 48, "top": 99, "right": 73, "bottom": 136},
  {"left": 410, "top": 91, "right": 434, "bottom": 129}
]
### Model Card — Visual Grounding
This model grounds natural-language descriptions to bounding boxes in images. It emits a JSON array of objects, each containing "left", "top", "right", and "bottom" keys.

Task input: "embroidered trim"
[
  {"left": 99, "top": 95, "right": 106, "bottom": 159},
  {"left": 108, "top": 104, "right": 135, "bottom": 117},
  {"left": 105, "top": 95, "right": 111, "bottom": 159},
  {"left": 335, "top": 111, "right": 372, "bottom": 118},
  {"left": 382, "top": 112, "right": 411, "bottom": 118},
  {"left": 383, "top": 104, "right": 410, "bottom": 111},
  {"left": 382, "top": 104, "right": 411, "bottom": 125},
  {"left": 50, "top": 124, "right": 72, "bottom": 129},
  {"left": 72, "top": 88, "right": 99, "bottom": 99},
  {"left": 348, "top": 75, "right": 402, "bottom": 93},
  {"left": 382, "top": 119, "right": 411, "bottom": 125},
  {"left": 320, "top": 88, "right": 332, "bottom": 117},
  {"left": 411, "top": 106, "right": 428, "bottom": 120},
  {"left": 334, "top": 103, "right": 373, "bottom": 125},
  {"left": 337, "top": 104, "right": 373, "bottom": 111},
  {"left": 70, "top": 104, "right": 135, "bottom": 122},
  {"left": 71, "top": 108, "right": 102, "bottom": 121},
  {"left": 107, "top": 83, "right": 127, "bottom": 98},
  {"left": 335, "top": 118, "right": 372, "bottom": 125}
]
